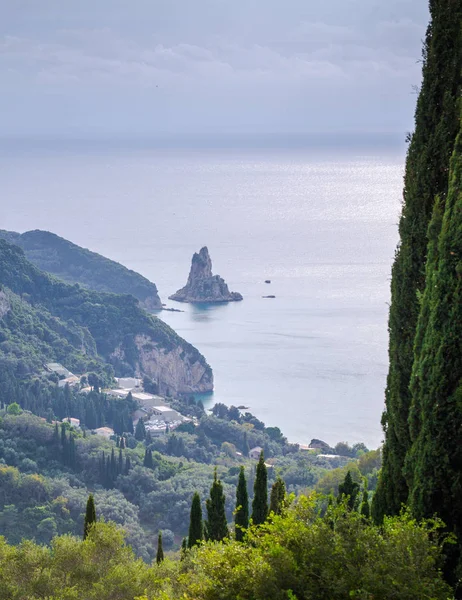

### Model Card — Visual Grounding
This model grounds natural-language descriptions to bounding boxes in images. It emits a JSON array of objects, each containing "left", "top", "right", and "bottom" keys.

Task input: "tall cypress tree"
[
  {"left": 405, "top": 126, "right": 462, "bottom": 584},
  {"left": 373, "top": 0, "right": 462, "bottom": 522},
  {"left": 135, "top": 418, "right": 146, "bottom": 441},
  {"left": 156, "top": 531, "right": 164, "bottom": 564},
  {"left": 205, "top": 469, "right": 229, "bottom": 542},
  {"left": 360, "top": 486, "right": 370, "bottom": 520},
  {"left": 118, "top": 448, "right": 123, "bottom": 475},
  {"left": 188, "top": 492, "right": 203, "bottom": 548},
  {"left": 338, "top": 470, "right": 360, "bottom": 511},
  {"left": 269, "top": 477, "right": 286, "bottom": 516},
  {"left": 252, "top": 452, "right": 268, "bottom": 525},
  {"left": 235, "top": 466, "right": 249, "bottom": 542},
  {"left": 83, "top": 494, "right": 96, "bottom": 540}
]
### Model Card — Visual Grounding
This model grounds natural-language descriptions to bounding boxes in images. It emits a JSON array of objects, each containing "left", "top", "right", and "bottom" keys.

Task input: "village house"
[{"left": 249, "top": 446, "right": 263, "bottom": 460}]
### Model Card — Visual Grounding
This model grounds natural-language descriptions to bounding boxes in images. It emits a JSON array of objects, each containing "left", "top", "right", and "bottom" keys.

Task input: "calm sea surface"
[{"left": 0, "top": 136, "right": 405, "bottom": 448}]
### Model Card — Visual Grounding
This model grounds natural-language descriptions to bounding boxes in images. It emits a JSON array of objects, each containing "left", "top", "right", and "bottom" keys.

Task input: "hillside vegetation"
[
  {"left": 0, "top": 229, "right": 162, "bottom": 309},
  {"left": 0, "top": 238, "right": 212, "bottom": 393},
  {"left": 373, "top": 0, "right": 462, "bottom": 590}
]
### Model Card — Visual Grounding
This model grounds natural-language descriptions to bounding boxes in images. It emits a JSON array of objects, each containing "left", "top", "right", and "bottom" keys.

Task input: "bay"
[{"left": 0, "top": 135, "right": 405, "bottom": 448}]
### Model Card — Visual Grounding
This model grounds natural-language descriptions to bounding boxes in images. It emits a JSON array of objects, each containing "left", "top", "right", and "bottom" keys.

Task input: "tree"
[
  {"left": 269, "top": 477, "right": 286, "bottom": 516},
  {"left": 7, "top": 402, "right": 21, "bottom": 416},
  {"left": 374, "top": 0, "right": 462, "bottom": 523},
  {"left": 235, "top": 466, "right": 249, "bottom": 542},
  {"left": 188, "top": 492, "right": 203, "bottom": 548},
  {"left": 338, "top": 470, "right": 360, "bottom": 511},
  {"left": 252, "top": 452, "right": 268, "bottom": 525},
  {"left": 87, "top": 373, "right": 100, "bottom": 393},
  {"left": 360, "top": 489, "right": 370, "bottom": 519},
  {"left": 242, "top": 432, "right": 250, "bottom": 457},
  {"left": 143, "top": 448, "right": 153, "bottom": 469},
  {"left": 156, "top": 531, "right": 164, "bottom": 564},
  {"left": 135, "top": 418, "right": 146, "bottom": 441},
  {"left": 205, "top": 469, "right": 228, "bottom": 542},
  {"left": 83, "top": 494, "right": 96, "bottom": 540},
  {"left": 405, "top": 128, "right": 462, "bottom": 585},
  {"left": 181, "top": 537, "right": 188, "bottom": 559}
]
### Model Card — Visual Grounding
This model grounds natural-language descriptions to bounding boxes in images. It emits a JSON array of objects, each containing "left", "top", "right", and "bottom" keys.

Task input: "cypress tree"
[
  {"left": 143, "top": 448, "right": 153, "bottom": 469},
  {"left": 125, "top": 455, "right": 131, "bottom": 475},
  {"left": 405, "top": 126, "right": 462, "bottom": 584},
  {"left": 68, "top": 434, "right": 76, "bottom": 469},
  {"left": 53, "top": 422, "right": 59, "bottom": 445},
  {"left": 374, "top": 0, "right": 462, "bottom": 522},
  {"left": 205, "top": 469, "right": 229, "bottom": 542},
  {"left": 180, "top": 537, "right": 188, "bottom": 559},
  {"left": 338, "top": 470, "right": 359, "bottom": 511},
  {"left": 118, "top": 448, "right": 123, "bottom": 475},
  {"left": 135, "top": 418, "right": 146, "bottom": 441},
  {"left": 360, "top": 489, "right": 370, "bottom": 520},
  {"left": 252, "top": 452, "right": 268, "bottom": 525},
  {"left": 242, "top": 432, "right": 250, "bottom": 457},
  {"left": 83, "top": 494, "right": 96, "bottom": 540},
  {"left": 188, "top": 492, "right": 203, "bottom": 548},
  {"left": 110, "top": 448, "right": 117, "bottom": 479},
  {"left": 156, "top": 531, "right": 164, "bottom": 564},
  {"left": 269, "top": 477, "right": 286, "bottom": 516},
  {"left": 235, "top": 466, "right": 249, "bottom": 542}
]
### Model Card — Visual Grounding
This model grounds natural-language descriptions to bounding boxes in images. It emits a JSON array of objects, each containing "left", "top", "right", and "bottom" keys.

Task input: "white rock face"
[
  {"left": 111, "top": 333, "right": 213, "bottom": 395},
  {"left": 169, "top": 247, "right": 243, "bottom": 303},
  {"left": 0, "top": 291, "right": 10, "bottom": 319}
]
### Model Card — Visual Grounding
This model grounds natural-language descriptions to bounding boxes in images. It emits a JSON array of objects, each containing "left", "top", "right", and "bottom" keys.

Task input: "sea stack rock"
[{"left": 169, "top": 247, "right": 243, "bottom": 303}]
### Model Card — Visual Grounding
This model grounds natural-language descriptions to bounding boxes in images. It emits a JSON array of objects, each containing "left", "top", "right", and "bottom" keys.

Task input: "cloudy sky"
[{"left": 1, "top": 0, "right": 429, "bottom": 136}]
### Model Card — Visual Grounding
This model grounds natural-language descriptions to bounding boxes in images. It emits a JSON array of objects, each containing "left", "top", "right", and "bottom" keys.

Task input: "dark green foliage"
[
  {"left": 181, "top": 537, "right": 187, "bottom": 559},
  {"left": 188, "top": 492, "right": 203, "bottom": 548},
  {"left": 156, "top": 531, "right": 164, "bottom": 564},
  {"left": 135, "top": 418, "right": 146, "bottom": 441},
  {"left": 205, "top": 469, "right": 229, "bottom": 542},
  {"left": 338, "top": 470, "right": 359, "bottom": 511},
  {"left": 0, "top": 229, "right": 162, "bottom": 308},
  {"left": 375, "top": 0, "right": 462, "bottom": 521},
  {"left": 83, "top": 494, "right": 96, "bottom": 540},
  {"left": 143, "top": 449, "right": 154, "bottom": 469},
  {"left": 360, "top": 490, "right": 370, "bottom": 520},
  {"left": 0, "top": 238, "right": 212, "bottom": 391},
  {"left": 269, "top": 477, "right": 286, "bottom": 516},
  {"left": 252, "top": 452, "right": 268, "bottom": 525},
  {"left": 235, "top": 466, "right": 249, "bottom": 542},
  {"left": 404, "top": 127, "right": 462, "bottom": 583}
]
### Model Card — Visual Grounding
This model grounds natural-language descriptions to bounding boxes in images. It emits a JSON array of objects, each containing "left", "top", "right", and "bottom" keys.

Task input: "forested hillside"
[
  {"left": 373, "top": 0, "right": 462, "bottom": 590},
  {"left": 0, "top": 229, "right": 162, "bottom": 310},
  {"left": 0, "top": 238, "right": 212, "bottom": 394}
]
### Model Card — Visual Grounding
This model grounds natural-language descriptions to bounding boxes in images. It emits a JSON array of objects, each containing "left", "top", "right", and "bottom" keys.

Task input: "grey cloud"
[{"left": 0, "top": 0, "right": 429, "bottom": 135}]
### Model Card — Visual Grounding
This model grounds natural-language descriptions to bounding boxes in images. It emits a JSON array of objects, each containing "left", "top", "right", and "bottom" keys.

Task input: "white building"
[
  {"left": 58, "top": 376, "right": 80, "bottom": 388},
  {"left": 249, "top": 446, "right": 263, "bottom": 460},
  {"left": 65, "top": 417, "right": 81, "bottom": 429},
  {"left": 94, "top": 427, "right": 114, "bottom": 439},
  {"left": 115, "top": 377, "right": 142, "bottom": 391},
  {"left": 150, "top": 405, "right": 180, "bottom": 423}
]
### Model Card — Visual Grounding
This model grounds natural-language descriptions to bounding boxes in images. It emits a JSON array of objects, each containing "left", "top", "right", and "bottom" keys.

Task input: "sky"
[{"left": 0, "top": 0, "right": 429, "bottom": 136}]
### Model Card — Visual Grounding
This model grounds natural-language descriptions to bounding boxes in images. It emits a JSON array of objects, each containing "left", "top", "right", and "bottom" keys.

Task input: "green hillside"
[
  {"left": 0, "top": 239, "right": 212, "bottom": 394},
  {"left": 0, "top": 229, "right": 162, "bottom": 310}
]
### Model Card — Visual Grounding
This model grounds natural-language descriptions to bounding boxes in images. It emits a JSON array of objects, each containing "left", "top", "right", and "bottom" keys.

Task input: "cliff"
[
  {"left": 0, "top": 239, "right": 213, "bottom": 394},
  {"left": 0, "top": 229, "right": 162, "bottom": 310},
  {"left": 169, "top": 247, "right": 243, "bottom": 303}
]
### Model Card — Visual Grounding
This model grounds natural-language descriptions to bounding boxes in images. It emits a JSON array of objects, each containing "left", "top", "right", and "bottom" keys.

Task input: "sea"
[{"left": 0, "top": 134, "right": 406, "bottom": 449}]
